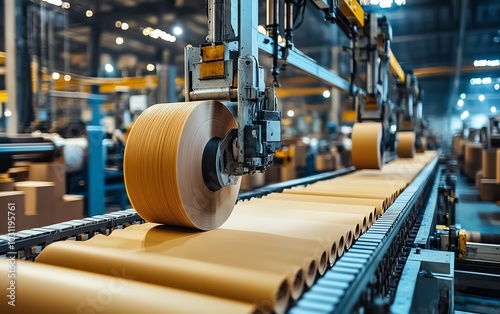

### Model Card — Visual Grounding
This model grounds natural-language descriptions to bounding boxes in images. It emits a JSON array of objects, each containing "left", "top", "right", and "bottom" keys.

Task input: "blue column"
[{"left": 86, "top": 95, "right": 106, "bottom": 216}]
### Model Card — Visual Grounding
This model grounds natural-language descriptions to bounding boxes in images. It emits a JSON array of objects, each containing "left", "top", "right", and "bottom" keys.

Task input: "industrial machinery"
[
  {"left": 2, "top": 1, "right": 497, "bottom": 314},
  {"left": 0, "top": 134, "right": 56, "bottom": 173},
  {"left": 184, "top": 0, "right": 282, "bottom": 191},
  {"left": 484, "top": 112, "right": 500, "bottom": 149},
  {"left": 309, "top": 1, "right": 410, "bottom": 168},
  {"left": 396, "top": 71, "right": 424, "bottom": 155}
]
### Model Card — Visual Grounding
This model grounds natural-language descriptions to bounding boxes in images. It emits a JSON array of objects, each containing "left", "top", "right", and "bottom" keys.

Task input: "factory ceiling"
[{"left": 0, "top": 0, "right": 499, "bottom": 116}]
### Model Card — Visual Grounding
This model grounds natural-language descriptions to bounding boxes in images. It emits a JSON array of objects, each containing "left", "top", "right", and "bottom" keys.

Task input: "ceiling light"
[
  {"left": 460, "top": 110, "right": 469, "bottom": 120},
  {"left": 105, "top": 64, "right": 113, "bottom": 73},
  {"left": 457, "top": 99, "right": 464, "bottom": 107},
  {"left": 4, "top": 109, "right": 12, "bottom": 117},
  {"left": 147, "top": 64, "right": 155, "bottom": 72},
  {"left": 121, "top": 22, "right": 129, "bottom": 31},
  {"left": 460, "top": 93, "right": 466, "bottom": 99},
  {"left": 64, "top": 75, "right": 71, "bottom": 82},
  {"left": 173, "top": 26, "right": 183, "bottom": 36},
  {"left": 323, "top": 90, "right": 331, "bottom": 98},
  {"left": 479, "top": 94, "right": 485, "bottom": 102},
  {"left": 470, "top": 78, "right": 481, "bottom": 85},
  {"left": 43, "top": 0, "right": 63, "bottom": 6},
  {"left": 62, "top": 2, "right": 70, "bottom": 9},
  {"left": 379, "top": 0, "right": 393, "bottom": 9},
  {"left": 142, "top": 27, "right": 152, "bottom": 36},
  {"left": 116, "top": 37, "right": 124, "bottom": 45},
  {"left": 495, "top": 83, "right": 500, "bottom": 90},
  {"left": 86, "top": 10, "right": 93, "bottom": 18},
  {"left": 52, "top": 72, "right": 60, "bottom": 80},
  {"left": 491, "top": 106, "right": 497, "bottom": 113},
  {"left": 287, "top": 110, "right": 295, "bottom": 117},
  {"left": 473, "top": 59, "right": 500, "bottom": 67},
  {"left": 482, "top": 77, "right": 492, "bottom": 84},
  {"left": 115, "top": 21, "right": 122, "bottom": 28}
]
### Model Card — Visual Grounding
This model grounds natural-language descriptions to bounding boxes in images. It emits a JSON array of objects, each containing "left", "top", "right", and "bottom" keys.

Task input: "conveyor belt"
[{"left": 1, "top": 152, "right": 438, "bottom": 313}]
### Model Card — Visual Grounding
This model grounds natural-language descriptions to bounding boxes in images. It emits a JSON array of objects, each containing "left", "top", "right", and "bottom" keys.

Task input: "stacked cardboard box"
[
  {"left": 464, "top": 143, "right": 482, "bottom": 181},
  {"left": 0, "top": 162, "right": 84, "bottom": 234}
]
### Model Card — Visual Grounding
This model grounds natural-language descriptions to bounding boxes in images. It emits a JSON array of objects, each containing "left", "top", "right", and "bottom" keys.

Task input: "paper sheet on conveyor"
[{"left": 15, "top": 153, "right": 436, "bottom": 314}]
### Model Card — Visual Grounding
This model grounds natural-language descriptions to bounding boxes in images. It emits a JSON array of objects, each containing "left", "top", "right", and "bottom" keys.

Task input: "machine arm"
[{"left": 184, "top": 0, "right": 281, "bottom": 190}]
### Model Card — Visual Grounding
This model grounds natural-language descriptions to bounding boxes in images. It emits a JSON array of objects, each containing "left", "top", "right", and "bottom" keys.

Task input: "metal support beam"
[
  {"left": 258, "top": 33, "right": 355, "bottom": 92},
  {"left": 4, "top": 0, "right": 18, "bottom": 133},
  {"left": 447, "top": 0, "right": 468, "bottom": 114}
]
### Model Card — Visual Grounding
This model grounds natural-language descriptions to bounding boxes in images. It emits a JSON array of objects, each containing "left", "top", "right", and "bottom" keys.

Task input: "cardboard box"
[
  {"left": 0, "top": 179, "right": 14, "bottom": 192},
  {"left": 482, "top": 149, "right": 496, "bottom": 179},
  {"left": 54, "top": 194, "right": 84, "bottom": 223},
  {"left": 14, "top": 181, "right": 55, "bottom": 215},
  {"left": 475, "top": 170, "right": 482, "bottom": 189},
  {"left": 7, "top": 167, "right": 29, "bottom": 182},
  {"left": 465, "top": 143, "right": 482, "bottom": 181},
  {"left": 479, "top": 178, "right": 500, "bottom": 202},
  {"left": 28, "top": 163, "right": 66, "bottom": 199},
  {"left": 0, "top": 191, "right": 26, "bottom": 234}
]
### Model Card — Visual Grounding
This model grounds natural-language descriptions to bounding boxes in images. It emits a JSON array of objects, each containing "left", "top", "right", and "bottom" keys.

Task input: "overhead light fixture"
[
  {"left": 457, "top": 99, "right": 464, "bottom": 107},
  {"left": 86, "top": 10, "right": 93, "bottom": 18},
  {"left": 494, "top": 83, "right": 500, "bottom": 90},
  {"left": 147, "top": 64, "right": 155, "bottom": 72},
  {"left": 116, "top": 37, "right": 124, "bottom": 45},
  {"left": 173, "top": 26, "right": 183, "bottom": 36},
  {"left": 460, "top": 110, "right": 469, "bottom": 120},
  {"left": 287, "top": 110, "right": 295, "bottom": 117},
  {"left": 115, "top": 21, "right": 122, "bottom": 28},
  {"left": 64, "top": 74, "right": 71, "bottom": 82},
  {"left": 473, "top": 59, "right": 500, "bottom": 67},
  {"left": 460, "top": 93, "right": 466, "bottom": 99},
  {"left": 52, "top": 72, "right": 60, "bottom": 80},
  {"left": 482, "top": 77, "right": 492, "bottom": 85},
  {"left": 105, "top": 64, "right": 114, "bottom": 73},
  {"left": 121, "top": 22, "right": 129, "bottom": 31},
  {"left": 479, "top": 94, "right": 485, "bottom": 102},
  {"left": 144, "top": 27, "right": 176, "bottom": 42},
  {"left": 470, "top": 77, "right": 498, "bottom": 85},
  {"left": 42, "top": 0, "right": 63, "bottom": 6},
  {"left": 4, "top": 109, "right": 12, "bottom": 117},
  {"left": 361, "top": 0, "right": 405, "bottom": 6},
  {"left": 323, "top": 90, "right": 331, "bottom": 98},
  {"left": 62, "top": 2, "right": 70, "bottom": 9},
  {"left": 491, "top": 106, "right": 497, "bottom": 113}
]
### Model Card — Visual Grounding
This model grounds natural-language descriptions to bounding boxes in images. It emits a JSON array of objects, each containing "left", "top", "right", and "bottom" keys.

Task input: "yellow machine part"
[
  {"left": 389, "top": 49, "right": 405, "bottom": 83},
  {"left": 199, "top": 44, "right": 226, "bottom": 79},
  {"left": 459, "top": 229, "right": 467, "bottom": 259},
  {"left": 338, "top": 0, "right": 365, "bottom": 29}
]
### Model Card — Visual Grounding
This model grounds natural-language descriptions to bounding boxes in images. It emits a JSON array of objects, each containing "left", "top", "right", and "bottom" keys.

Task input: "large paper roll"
[
  {"left": 124, "top": 101, "right": 241, "bottom": 230},
  {"left": 1, "top": 259, "right": 254, "bottom": 314},
  {"left": 351, "top": 122, "right": 383, "bottom": 169},
  {"left": 397, "top": 131, "right": 416, "bottom": 158},
  {"left": 36, "top": 237, "right": 289, "bottom": 313}
]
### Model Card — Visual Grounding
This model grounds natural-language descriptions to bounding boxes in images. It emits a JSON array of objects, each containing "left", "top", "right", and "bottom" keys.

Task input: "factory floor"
[
  {"left": 454, "top": 173, "right": 500, "bottom": 314},
  {"left": 455, "top": 175, "right": 500, "bottom": 235}
]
